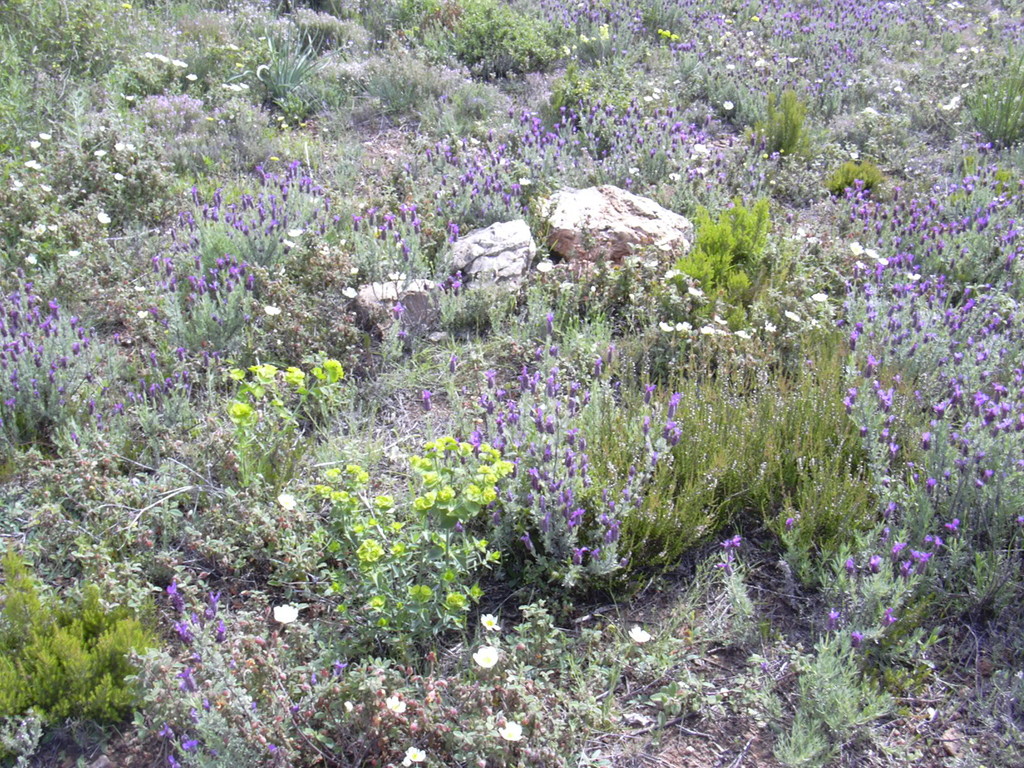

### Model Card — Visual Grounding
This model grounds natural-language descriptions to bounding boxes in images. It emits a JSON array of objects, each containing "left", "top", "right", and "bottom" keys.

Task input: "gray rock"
[
  {"left": 449, "top": 219, "right": 537, "bottom": 288},
  {"left": 540, "top": 185, "right": 693, "bottom": 264},
  {"left": 353, "top": 279, "right": 438, "bottom": 333}
]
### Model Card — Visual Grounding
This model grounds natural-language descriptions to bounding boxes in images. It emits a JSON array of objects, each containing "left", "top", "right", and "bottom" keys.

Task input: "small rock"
[
  {"left": 449, "top": 219, "right": 537, "bottom": 288},
  {"left": 353, "top": 279, "right": 438, "bottom": 333}
]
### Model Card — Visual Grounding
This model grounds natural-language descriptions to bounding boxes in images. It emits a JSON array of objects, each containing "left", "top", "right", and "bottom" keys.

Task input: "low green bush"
[
  {"left": 602, "top": 337, "right": 872, "bottom": 571},
  {"left": 673, "top": 197, "right": 770, "bottom": 325},
  {"left": 826, "top": 160, "right": 886, "bottom": 196},
  {"left": 451, "top": 0, "right": 560, "bottom": 77},
  {"left": 0, "top": 550, "right": 154, "bottom": 724}
]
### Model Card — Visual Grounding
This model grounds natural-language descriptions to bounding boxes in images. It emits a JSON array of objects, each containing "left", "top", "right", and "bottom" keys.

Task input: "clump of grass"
[
  {"left": 756, "top": 89, "right": 811, "bottom": 157},
  {"left": 970, "top": 50, "right": 1024, "bottom": 147}
]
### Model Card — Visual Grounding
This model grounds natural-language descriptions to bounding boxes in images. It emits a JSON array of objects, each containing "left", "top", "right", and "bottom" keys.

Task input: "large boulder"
[
  {"left": 449, "top": 219, "right": 536, "bottom": 288},
  {"left": 540, "top": 185, "right": 693, "bottom": 264}
]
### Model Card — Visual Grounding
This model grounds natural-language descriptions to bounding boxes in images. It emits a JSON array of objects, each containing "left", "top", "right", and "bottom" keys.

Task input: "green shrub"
[
  {"left": 547, "top": 59, "right": 641, "bottom": 119},
  {"left": 313, "top": 439, "right": 510, "bottom": 656},
  {"left": 970, "top": 50, "right": 1024, "bottom": 147},
  {"left": 0, "top": 550, "right": 154, "bottom": 724},
  {"left": 775, "top": 635, "right": 891, "bottom": 767},
  {"left": 227, "top": 358, "right": 347, "bottom": 489},
  {"left": 452, "top": 0, "right": 560, "bottom": 77},
  {"left": 826, "top": 160, "right": 886, "bottom": 196},
  {"left": 756, "top": 89, "right": 811, "bottom": 157},
  {"left": 672, "top": 197, "right": 770, "bottom": 324},
  {"left": 606, "top": 337, "right": 871, "bottom": 570}
]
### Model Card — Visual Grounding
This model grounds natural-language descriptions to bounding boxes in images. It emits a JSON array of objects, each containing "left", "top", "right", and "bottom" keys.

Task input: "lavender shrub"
[{"left": 0, "top": 282, "right": 107, "bottom": 450}]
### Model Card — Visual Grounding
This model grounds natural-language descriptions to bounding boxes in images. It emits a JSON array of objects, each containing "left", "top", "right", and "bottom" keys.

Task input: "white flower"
[
  {"left": 97, "top": 211, "right": 111, "bottom": 225},
  {"left": 273, "top": 604, "right": 299, "bottom": 624},
  {"left": 402, "top": 747, "right": 426, "bottom": 766},
  {"left": 691, "top": 143, "right": 709, "bottom": 157},
  {"left": 172, "top": 59, "right": 188, "bottom": 68},
  {"left": 186, "top": 73, "right": 198, "bottom": 81},
  {"left": 277, "top": 493, "right": 297, "bottom": 511},
  {"left": 535, "top": 260, "right": 554, "bottom": 273},
  {"left": 94, "top": 150, "right": 107, "bottom": 158},
  {"left": 29, "top": 140, "right": 40, "bottom": 149},
  {"left": 764, "top": 321, "right": 777, "bottom": 333},
  {"left": 687, "top": 285, "right": 704, "bottom": 298},
  {"left": 810, "top": 292, "right": 828, "bottom": 302},
  {"left": 849, "top": 242, "right": 864, "bottom": 256},
  {"left": 668, "top": 172, "right": 681, "bottom": 182},
  {"left": 700, "top": 325, "right": 715, "bottom": 335},
  {"left": 67, "top": 250, "right": 81, "bottom": 258},
  {"left": 39, "top": 133, "right": 52, "bottom": 141},
  {"left": 341, "top": 287, "right": 358, "bottom": 299},
  {"left": 784, "top": 310, "right": 802, "bottom": 323},
  {"left": 735, "top": 329, "right": 751, "bottom": 340},
  {"left": 659, "top": 321, "right": 674, "bottom": 333},
  {"left": 473, "top": 645, "right": 500, "bottom": 669},
  {"left": 24, "top": 160, "right": 42, "bottom": 171},
  {"left": 263, "top": 305, "right": 282, "bottom": 316},
  {"left": 113, "top": 173, "right": 125, "bottom": 181},
  {"left": 25, "top": 255, "right": 37, "bottom": 266},
  {"left": 675, "top": 322, "right": 692, "bottom": 332},
  {"left": 722, "top": 100, "right": 735, "bottom": 111},
  {"left": 287, "top": 229, "right": 304, "bottom": 238},
  {"left": 385, "top": 695, "right": 407, "bottom": 715},
  {"left": 629, "top": 625, "right": 652, "bottom": 643},
  {"left": 344, "top": 701, "right": 354, "bottom": 713},
  {"left": 480, "top": 614, "right": 500, "bottom": 631},
  {"left": 136, "top": 310, "right": 149, "bottom": 319},
  {"left": 498, "top": 721, "right": 523, "bottom": 742}
]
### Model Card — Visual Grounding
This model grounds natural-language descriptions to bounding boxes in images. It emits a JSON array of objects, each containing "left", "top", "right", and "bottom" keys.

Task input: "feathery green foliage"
[{"left": 0, "top": 550, "right": 154, "bottom": 724}]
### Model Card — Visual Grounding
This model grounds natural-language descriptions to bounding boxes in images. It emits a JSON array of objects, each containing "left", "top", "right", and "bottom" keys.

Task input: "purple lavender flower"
[
  {"left": 177, "top": 667, "right": 198, "bottom": 693},
  {"left": 167, "top": 581, "right": 185, "bottom": 613}
]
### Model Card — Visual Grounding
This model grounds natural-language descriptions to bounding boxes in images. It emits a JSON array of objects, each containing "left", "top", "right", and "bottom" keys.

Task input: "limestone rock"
[
  {"left": 540, "top": 185, "right": 693, "bottom": 264},
  {"left": 449, "top": 219, "right": 536, "bottom": 288},
  {"left": 353, "top": 279, "right": 438, "bottom": 333}
]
